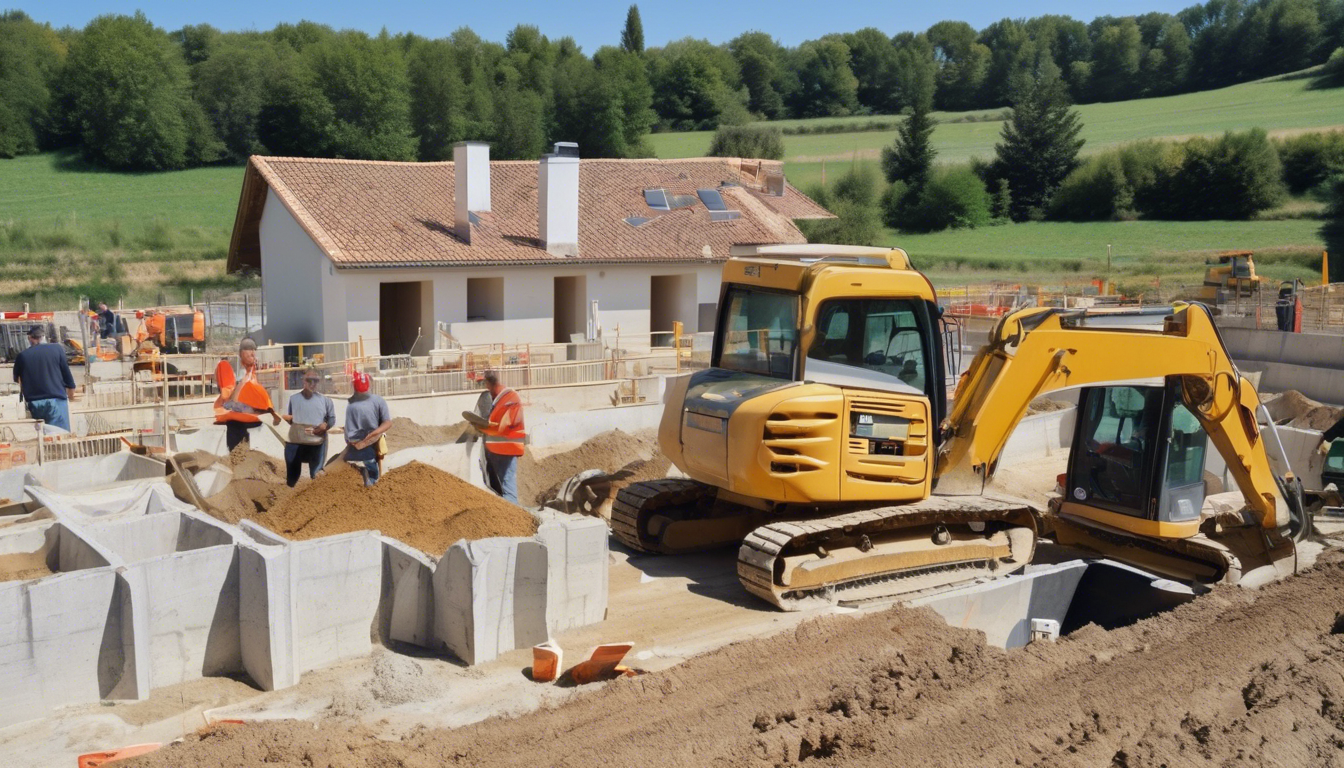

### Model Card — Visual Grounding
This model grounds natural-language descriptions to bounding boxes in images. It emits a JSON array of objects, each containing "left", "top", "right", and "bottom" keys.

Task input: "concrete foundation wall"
[
  {"left": 434, "top": 538, "right": 549, "bottom": 666},
  {"left": 999, "top": 408, "right": 1077, "bottom": 468},
  {"left": 1220, "top": 326, "right": 1344, "bottom": 404}
]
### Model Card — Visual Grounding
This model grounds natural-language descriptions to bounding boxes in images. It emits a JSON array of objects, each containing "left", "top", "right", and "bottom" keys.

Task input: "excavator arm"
[{"left": 937, "top": 303, "right": 1290, "bottom": 532}]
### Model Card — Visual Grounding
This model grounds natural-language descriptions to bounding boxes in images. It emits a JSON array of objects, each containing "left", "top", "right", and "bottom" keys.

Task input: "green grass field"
[
  {"left": 885, "top": 218, "right": 1326, "bottom": 292},
  {"left": 651, "top": 70, "right": 1344, "bottom": 181},
  {"left": 0, "top": 153, "right": 250, "bottom": 308}
]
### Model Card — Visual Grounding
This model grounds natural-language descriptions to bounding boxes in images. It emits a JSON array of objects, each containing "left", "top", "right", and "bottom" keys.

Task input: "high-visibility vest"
[
  {"left": 483, "top": 388, "right": 526, "bottom": 456},
  {"left": 213, "top": 360, "right": 273, "bottom": 424}
]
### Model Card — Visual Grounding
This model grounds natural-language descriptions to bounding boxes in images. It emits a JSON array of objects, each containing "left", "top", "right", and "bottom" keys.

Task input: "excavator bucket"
[{"left": 555, "top": 469, "right": 614, "bottom": 518}]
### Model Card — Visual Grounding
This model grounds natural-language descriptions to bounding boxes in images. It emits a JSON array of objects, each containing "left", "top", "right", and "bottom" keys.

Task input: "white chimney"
[
  {"left": 538, "top": 142, "right": 579, "bottom": 257},
  {"left": 454, "top": 141, "right": 491, "bottom": 243}
]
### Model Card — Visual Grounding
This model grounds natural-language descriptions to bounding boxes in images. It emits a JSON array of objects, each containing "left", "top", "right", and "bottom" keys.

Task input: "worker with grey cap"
[{"left": 13, "top": 325, "right": 75, "bottom": 432}]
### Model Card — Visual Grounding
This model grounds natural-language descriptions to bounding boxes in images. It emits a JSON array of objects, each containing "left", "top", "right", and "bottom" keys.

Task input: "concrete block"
[
  {"left": 911, "top": 561, "right": 1088, "bottom": 648},
  {"left": 379, "top": 536, "right": 436, "bottom": 648},
  {"left": 533, "top": 512, "right": 609, "bottom": 634},
  {"left": 434, "top": 538, "right": 549, "bottom": 665},
  {"left": 237, "top": 542, "right": 297, "bottom": 691},
  {"left": 22, "top": 453, "right": 165, "bottom": 494},
  {"left": 120, "top": 543, "right": 241, "bottom": 689},
  {"left": 384, "top": 441, "right": 487, "bottom": 489},
  {"left": 288, "top": 531, "right": 383, "bottom": 674},
  {"left": 0, "top": 519, "right": 140, "bottom": 727}
]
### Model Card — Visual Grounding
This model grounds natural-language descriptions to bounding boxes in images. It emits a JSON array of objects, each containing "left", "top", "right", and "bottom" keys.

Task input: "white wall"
[
  {"left": 330, "top": 262, "right": 723, "bottom": 352},
  {"left": 260, "top": 194, "right": 727, "bottom": 352},
  {"left": 260, "top": 189, "right": 329, "bottom": 344}
]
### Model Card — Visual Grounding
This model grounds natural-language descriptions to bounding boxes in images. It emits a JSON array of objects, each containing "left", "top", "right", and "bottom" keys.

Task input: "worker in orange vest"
[
  {"left": 479, "top": 370, "right": 525, "bottom": 504},
  {"left": 214, "top": 338, "right": 281, "bottom": 451}
]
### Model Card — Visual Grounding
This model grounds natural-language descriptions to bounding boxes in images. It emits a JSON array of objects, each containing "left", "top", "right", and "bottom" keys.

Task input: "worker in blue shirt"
[{"left": 13, "top": 326, "right": 76, "bottom": 432}]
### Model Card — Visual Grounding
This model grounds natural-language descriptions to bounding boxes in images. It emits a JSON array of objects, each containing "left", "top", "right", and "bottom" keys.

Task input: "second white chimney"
[
  {"left": 454, "top": 141, "right": 491, "bottom": 244},
  {"left": 539, "top": 142, "right": 579, "bottom": 257}
]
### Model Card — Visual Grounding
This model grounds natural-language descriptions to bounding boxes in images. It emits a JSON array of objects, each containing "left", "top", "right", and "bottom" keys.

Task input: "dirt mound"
[
  {"left": 1263, "top": 389, "right": 1343, "bottom": 431},
  {"left": 1027, "top": 397, "right": 1072, "bottom": 414},
  {"left": 383, "top": 417, "right": 470, "bottom": 453},
  {"left": 0, "top": 561, "right": 52, "bottom": 582},
  {"left": 518, "top": 429, "right": 670, "bottom": 508},
  {"left": 250, "top": 461, "right": 536, "bottom": 555},
  {"left": 128, "top": 553, "right": 1344, "bottom": 768},
  {"left": 200, "top": 449, "right": 292, "bottom": 524}
]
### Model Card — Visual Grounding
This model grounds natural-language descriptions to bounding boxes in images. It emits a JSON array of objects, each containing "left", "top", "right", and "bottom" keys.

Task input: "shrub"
[
  {"left": 800, "top": 165, "right": 881, "bottom": 245},
  {"left": 1275, "top": 131, "right": 1344, "bottom": 194},
  {"left": 1142, "top": 129, "right": 1285, "bottom": 220},
  {"left": 890, "top": 167, "right": 991, "bottom": 233},
  {"left": 1315, "top": 47, "right": 1344, "bottom": 88},
  {"left": 1050, "top": 153, "right": 1131, "bottom": 221},
  {"left": 706, "top": 124, "right": 784, "bottom": 160}
]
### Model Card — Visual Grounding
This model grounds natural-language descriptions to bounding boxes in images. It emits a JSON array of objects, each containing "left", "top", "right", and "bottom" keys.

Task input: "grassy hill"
[
  {"left": 651, "top": 70, "right": 1344, "bottom": 192},
  {"left": 0, "top": 153, "right": 247, "bottom": 307}
]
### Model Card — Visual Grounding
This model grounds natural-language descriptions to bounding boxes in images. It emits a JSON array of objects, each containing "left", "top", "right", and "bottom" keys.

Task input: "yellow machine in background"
[
  {"left": 1197, "top": 250, "right": 1265, "bottom": 303},
  {"left": 613, "top": 245, "right": 1310, "bottom": 610}
]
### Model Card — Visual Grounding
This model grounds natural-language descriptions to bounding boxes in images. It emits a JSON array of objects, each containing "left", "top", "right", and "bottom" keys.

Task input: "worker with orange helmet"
[
  {"left": 478, "top": 370, "right": 526, "bottom": 504},
  {"left": 343, "top": 371, "right": 391, "bottom": 486}
]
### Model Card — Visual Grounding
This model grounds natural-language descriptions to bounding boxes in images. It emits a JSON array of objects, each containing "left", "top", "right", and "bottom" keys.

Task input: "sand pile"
[
  {"left": 128, "top": 552, "right": 1344, "bottom": 768},
  {"left": 251, "top": 461, "right": 536, "bottom": 555},
  {"left": 1262, "top": 389, "right": 1343, "bottom": 431},
  {"left": 200, "top": 448, "right": 292, "bottom": 524},
  {"left": 519, "top": 429, "right": 670, "bottom": 508},
  {"left": 1027, "top": 397, "right": 1072, "bottom": 414},
  {"left": 0, "top": 559, "right": 52, "bottom": 582},
  {"left": 327, "top": 650, "right": 439, "bottom": 717},
  {"left": 383, "top": 417, "right": 470, "bottom": 453}
]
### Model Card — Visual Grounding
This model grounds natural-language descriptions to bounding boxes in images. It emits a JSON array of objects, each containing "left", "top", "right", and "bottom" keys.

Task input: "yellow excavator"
[{"left": 613, "top": 245, "right": 1311, "bottom": 610}]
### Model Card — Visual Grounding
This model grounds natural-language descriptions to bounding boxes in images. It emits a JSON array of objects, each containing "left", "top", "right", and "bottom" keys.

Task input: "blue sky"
[{"left": 27, "top": 1, "right": 1198, "bottom": 52}]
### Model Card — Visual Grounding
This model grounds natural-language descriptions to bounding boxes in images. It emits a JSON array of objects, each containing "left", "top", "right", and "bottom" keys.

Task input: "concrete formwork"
[
  {"left": 0, "top": 518, "right": 136, "bottom": 728},
  {"left": 434, "top": 538, "right": 550, "bottom": 666}
]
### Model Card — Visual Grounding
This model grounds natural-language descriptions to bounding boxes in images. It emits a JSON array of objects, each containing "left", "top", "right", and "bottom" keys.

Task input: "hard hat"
[{"left": 351, "top": 372, "right": 371, "bottom": 393}]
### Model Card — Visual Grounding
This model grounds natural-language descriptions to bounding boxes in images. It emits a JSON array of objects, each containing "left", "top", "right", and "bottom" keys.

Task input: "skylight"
[
  {"left": 643, "top": 189, "right": 669, "bottom": 210},
  {"left": 669, "top": 194, "right": 698, "bottom": 209},
  {"left": 709, "top": 210, "right": 742, "bottom": 222},
  {"left": 697, "top": 188, "right": 727, "bottom": 211},
  {"left": 624, "top": 216, "right": 651, "bottom": 227}
]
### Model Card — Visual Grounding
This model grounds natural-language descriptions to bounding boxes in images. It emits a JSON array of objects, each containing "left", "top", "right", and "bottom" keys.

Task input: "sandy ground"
[
  {"left": 113, "top": 541, "right": 1344, "bottom": 768},
  {"left": 0, "top": 544, "right": 846, "bottom": 768}
]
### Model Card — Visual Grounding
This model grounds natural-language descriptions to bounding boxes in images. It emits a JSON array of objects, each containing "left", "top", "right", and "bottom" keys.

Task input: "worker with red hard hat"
[{"left": 343, "top": 370, "right": 391, "bottom": 486}]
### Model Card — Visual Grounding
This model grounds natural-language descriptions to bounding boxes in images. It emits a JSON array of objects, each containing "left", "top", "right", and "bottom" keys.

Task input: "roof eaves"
[{"left": 250, "top": 156, "right": 349, "bottom": 266}]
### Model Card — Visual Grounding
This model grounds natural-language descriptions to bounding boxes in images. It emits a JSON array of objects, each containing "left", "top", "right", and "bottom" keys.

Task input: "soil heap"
[
  {"left": 1262, "top": 389, "right": 1343, "bottom": 431},
  {"left": 0, "top": 560, "right": 52, "bottom": 582},
  {"left": 1027, "top": 397, "right": 1072, "bottom": 414},
  {"left": 518, "top": 429, "right": 670, "bottom": 508},
  {"left": 127, "top": 552, "right": 1344, "bottom": 768},
  {"left": 200, "top": 448, "right": 291, "bottom": 524},
  {"left": 252, "top": 461, "right": 536, "bottom": 555},
  {"left": 382, "top": 417, "right": 470, "bottom": 453}
]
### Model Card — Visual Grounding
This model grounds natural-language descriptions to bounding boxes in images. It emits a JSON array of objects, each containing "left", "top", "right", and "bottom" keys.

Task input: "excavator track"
[
  {"left": 1052, "top": 512, "right": 1297, "bottom": 589},
  {"left": 611, "top": 478, "right": 767, "bottom": 554},
  {"left": 737, "top": 495, "right": 1041, "bottom": 611}
]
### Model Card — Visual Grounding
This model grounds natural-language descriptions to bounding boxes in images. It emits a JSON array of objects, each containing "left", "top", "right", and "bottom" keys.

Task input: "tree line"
[{"left": 0, "top": 1, "right": 1341, "bottom": 170}]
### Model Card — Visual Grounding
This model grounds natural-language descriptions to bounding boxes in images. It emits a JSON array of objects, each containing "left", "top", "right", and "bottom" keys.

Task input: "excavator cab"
[{"left": 1066, "top": 381, "right": 1208, "bottom": 537}]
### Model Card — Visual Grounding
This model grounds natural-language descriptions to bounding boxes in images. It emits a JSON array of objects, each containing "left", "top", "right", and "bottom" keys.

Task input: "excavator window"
[
  {"left": 1070, "top": 383, "right": 1208, "bottom": 522},
  {"left": 715, "top": 286, "right": 800, "bottom": 379},
  {"left": 806, "top": 298, "right": 928, "bottom": 395}
]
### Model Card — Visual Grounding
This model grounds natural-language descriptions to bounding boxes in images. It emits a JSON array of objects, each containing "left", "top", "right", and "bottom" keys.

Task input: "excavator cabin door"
[{"left": 1062, "top": 381, "right": 1206, "bottom": 538}]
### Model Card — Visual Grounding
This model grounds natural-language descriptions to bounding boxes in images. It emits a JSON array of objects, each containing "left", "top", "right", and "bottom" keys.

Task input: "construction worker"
[
  {"left": 280, "top": 368, "right": 336, "bottom": 487},
  {"left": 97, "top": 303, "right": 117, "bottom": 340},
  {"left": 13, "top": 325, "right": 75, "bottom": 432},
  {"left": 214, "top": 337, "right": 281, "bottom": 452},
  {"left": 344, "top": 371, "right": 391, "bottom": 486},
  {"left": 479, "top": 370, "right": 525, "bottom": 504}
]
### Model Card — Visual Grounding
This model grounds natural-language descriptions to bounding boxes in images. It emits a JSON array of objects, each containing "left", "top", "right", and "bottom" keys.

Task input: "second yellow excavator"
[{"left": 613, "top": 245, "right": 1310, "bottom": 610}]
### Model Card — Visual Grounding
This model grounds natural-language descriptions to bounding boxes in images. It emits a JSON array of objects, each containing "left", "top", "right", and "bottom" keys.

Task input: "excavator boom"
[{"left": 939, "top": 304, "right": 1289, "bottom": 532}]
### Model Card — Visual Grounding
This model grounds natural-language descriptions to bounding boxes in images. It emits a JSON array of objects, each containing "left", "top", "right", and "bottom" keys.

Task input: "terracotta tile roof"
[{"left": 227, "top": 155, "right": 835, "bottom": 272}]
